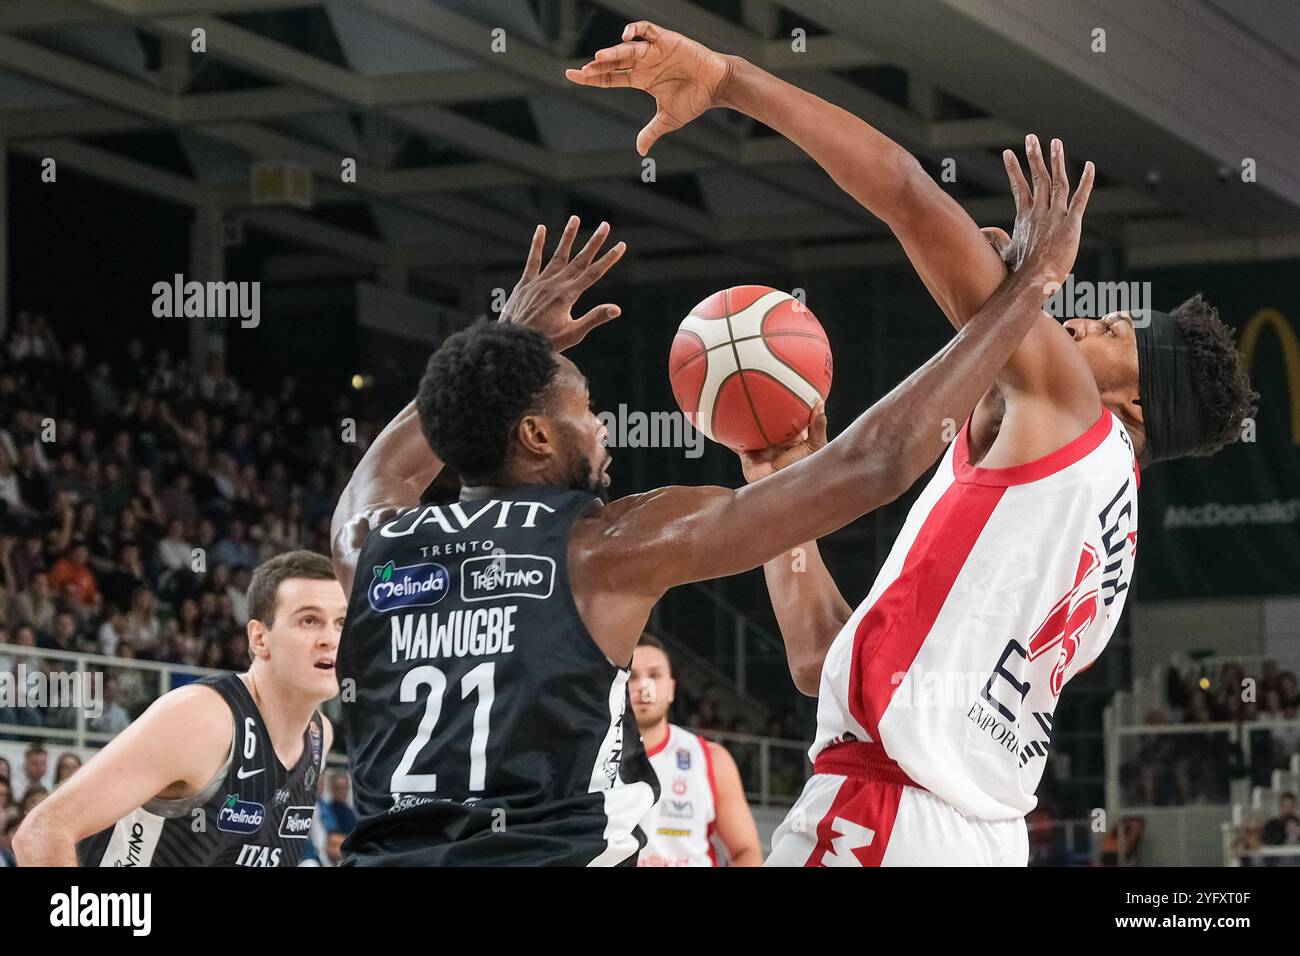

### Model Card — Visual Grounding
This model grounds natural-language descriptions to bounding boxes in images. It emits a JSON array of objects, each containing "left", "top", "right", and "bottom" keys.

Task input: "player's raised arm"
[
  {"left": 12, "top": 685, "right": 232, "bottom": 866},
  {"left": 736, "top": 406, "right": 850, "bottom": 696},
  {"left": 584, "top": 152, "right": 1093, "bottom": 615},
  {"left": 330, "top": 217, "right": 626, "bottom": 594},
  {"left": 568, "top": 24, "right": 1098, "bottom": 423}
]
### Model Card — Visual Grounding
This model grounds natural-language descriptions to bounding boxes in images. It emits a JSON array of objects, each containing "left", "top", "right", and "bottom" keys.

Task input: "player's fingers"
[
  {"left": 622, "top": 20, "right": 661, "bottom": 42},
  {"left": 1049, "top": 138, "right": 1070, "bottom": 209},
  {"left": 576, "top": 55, "right": 637, "bottom": 75},
  {"left": 980, "top": 226, "right": 1012, "bottom": 260},
  {"left": 595, "top": 42, "right": 647, "bottom": 63},
  {"left": 573, "top": 241, "right": 626, "bottom": 293},
  {"left": 1025, "top": 134, "right": 1050, "bottom": 209},
  {"left": 521, "top": 224, "right": 545, "bottom": 280},
  {"left": 544, "top": 215, "right": 580, "bottom": 272},
  {"left": 809, "top": 402, "right": 828, "bottom": 447},
  {"left": 637, "top": 109, "right": 680, "bottom": 156},
  {"left": 568, "top": 221, "right": 611, "bottom": 273},
  {"left": 566, "top": 68, "right": 634, "bottom": 89},
  {"left": 1068, "top": 161, "right": 1097, "bottom": 218},
  {"left": 574, "top": 304, "right": 622, "bottom": 333},
  {"left": 1002, "top": 149, "right": 1031, "bottom": 213}
]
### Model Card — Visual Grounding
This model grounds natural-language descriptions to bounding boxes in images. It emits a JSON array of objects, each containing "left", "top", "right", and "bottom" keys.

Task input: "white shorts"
[{"left": 766, "top": 743, "right": 1028, "bottom": 867}]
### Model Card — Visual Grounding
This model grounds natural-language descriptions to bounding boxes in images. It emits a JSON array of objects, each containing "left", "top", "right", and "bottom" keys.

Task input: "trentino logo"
[
  {"left": 368, "top": 560, "right": 450, "bottom": 612},
  {"left": 278, "top": 806, "right": 316, "bottom": 839},
  {"left": 216, "top": 794, "right": 266, "bottom": 835}
]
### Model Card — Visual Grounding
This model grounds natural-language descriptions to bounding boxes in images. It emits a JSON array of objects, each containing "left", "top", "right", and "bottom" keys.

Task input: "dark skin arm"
[
  {"left": 737, "top": 405, "right": 850, "bottom": 695},
  {"left": 568, "top": 23, "right": 1105, "bottom": 683},
  {"left": 566, "top": 22, "right": 1102, "bottom": 463},
  {"left": 329, "top": 217, "right": 627, "bottom": 595},
  {"left": 572, "top": 150, "right": 1094, "bottom": 666}
]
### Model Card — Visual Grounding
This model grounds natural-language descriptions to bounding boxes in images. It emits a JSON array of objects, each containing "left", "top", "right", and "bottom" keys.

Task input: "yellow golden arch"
[{"left": 1238, "top": 308, "right": 1300, "bottom": 445}]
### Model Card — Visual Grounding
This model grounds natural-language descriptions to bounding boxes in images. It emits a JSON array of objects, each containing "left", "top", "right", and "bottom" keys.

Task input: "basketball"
[{"left": 669, "top": 285, "right": 833, "bottom": 451}]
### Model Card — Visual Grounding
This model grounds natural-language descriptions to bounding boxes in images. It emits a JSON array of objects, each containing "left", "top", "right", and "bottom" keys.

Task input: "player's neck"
[
  {"left": 239, "top": 670, "right": 314, "bottom": 762},
  {"left": 639, "top": 719, "right": 670, "bottom": 753}
]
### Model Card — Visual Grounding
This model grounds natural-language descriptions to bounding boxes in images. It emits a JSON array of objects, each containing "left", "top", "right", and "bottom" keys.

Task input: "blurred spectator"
[
  {"left": 1263, "top": 793, "right": 1299, "bottom": 846},
  {"left": 1232, "top": 817, "right": 1266, "bottom": 866},
  {"left": 89, "top": 675, "right": 131, "bottom": 735},
  {"left": 53, "top": 752, "right": 81, "bottom": 787},
  {"left": 9, "top": 743, "right": 48, "bottom": 797},
  {"left": 317, "top": 770, "right": 357, "bottom": 838}
]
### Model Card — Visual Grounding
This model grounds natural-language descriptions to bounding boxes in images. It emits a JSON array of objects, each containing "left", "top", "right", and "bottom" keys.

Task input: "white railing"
[
  {"left": 686, "top": 727, "right": 812, "bottom": 807},
  {"left": 1105, "top": 712, "right": 1300, "bottom": 811}
]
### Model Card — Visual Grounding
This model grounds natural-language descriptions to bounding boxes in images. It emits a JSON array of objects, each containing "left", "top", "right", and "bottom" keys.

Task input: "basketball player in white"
[
  {"left": 570, "top": 22, "right": 1253, "bottom": 866},
  {"left": 630, "top": 635, "right": 760, "bottom": 866}
]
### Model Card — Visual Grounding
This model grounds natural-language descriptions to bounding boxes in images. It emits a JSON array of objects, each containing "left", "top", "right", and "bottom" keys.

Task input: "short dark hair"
[
  {"left": 247, "top": 550, "right": 336, "bottom": 628},
  {"left": 416, "top": 321, "right": 558, "bottom": 483},
  {"left": 636, "top": 633, "right": 671, "bottom": 671},
  {"left": 1170, "top": 294, "right": 1258, "bottom": 458}
]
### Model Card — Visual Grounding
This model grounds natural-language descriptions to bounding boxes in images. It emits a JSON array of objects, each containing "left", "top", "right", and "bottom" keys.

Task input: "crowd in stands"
[
  {"left": 0, "top": 310, "right": 378, "bottom": 717},
  {"left": 1122, "top": 661, "right": 1300, "bottom": 806},
  {"left": 0, "top": 310, "right": 818, "bottom": 860}
]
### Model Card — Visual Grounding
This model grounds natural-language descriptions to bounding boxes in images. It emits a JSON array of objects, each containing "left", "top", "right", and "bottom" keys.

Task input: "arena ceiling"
[{"left": 2, "top": 0, "right": 1298, "bottom": 293}]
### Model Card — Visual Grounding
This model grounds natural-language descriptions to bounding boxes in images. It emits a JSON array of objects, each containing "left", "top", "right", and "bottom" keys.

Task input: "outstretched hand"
[
  {"left": 500, "top": 216, "right": 627, "bottom": 352},
  {"left": 565, "top": 21, "right": 733, "bottom": 156},
  {"left": 991, "top": 135, "right": 1095, "bottom": 290},
  {"left": 738, "top": 402, "right": 828, "bottom": 483}
]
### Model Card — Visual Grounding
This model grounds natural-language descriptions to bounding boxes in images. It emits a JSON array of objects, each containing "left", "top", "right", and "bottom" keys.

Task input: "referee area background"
[{"left": 1, "top": 0, "right": 1298, "bottom": 867}]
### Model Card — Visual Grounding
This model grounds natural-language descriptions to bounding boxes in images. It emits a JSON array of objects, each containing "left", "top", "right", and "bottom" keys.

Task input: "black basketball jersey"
[
  {"left": 77, "top": 672, "right": 324, "bottom": 867},
  {"left": 337, "top": 483, "right": 658, "bottom": 866}
]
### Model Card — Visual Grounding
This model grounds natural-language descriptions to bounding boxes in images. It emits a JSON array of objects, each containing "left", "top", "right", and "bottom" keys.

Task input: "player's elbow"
[
  {"left": 791, "top": 660, "right": 822, "bottom": 697},
  {"left": 12, "top": 805, "right": 64, "bottom": 865},
  {"left": 878, "top": 153, "right": 932, "bottom": 228}
]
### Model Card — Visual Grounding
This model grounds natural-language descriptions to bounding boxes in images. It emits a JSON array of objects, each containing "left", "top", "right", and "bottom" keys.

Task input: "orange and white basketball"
[{"left": 669, "top": 285, "right": 833, "bottom": 451}]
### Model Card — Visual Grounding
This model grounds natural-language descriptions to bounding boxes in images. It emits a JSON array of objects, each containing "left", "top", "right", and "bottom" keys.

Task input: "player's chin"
[{"left": 309, "top": 662, "right": 339, "bottom": 695}]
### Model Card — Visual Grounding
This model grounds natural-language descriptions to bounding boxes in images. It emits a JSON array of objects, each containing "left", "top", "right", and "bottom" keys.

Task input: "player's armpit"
[
  {"left": 706, "top": 742, "right": 763, "bottom": 866},
  {"left": 11, "top": 685, "right": 233, "bottom": 866}
]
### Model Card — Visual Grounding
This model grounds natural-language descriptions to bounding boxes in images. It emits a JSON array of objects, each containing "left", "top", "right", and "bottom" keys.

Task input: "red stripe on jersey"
[
  {"left": 848, "top": 478, "right": 1007, "bottom": 742},
  {"left": 643, "top": 725, "right": 672, "bottom": 758},
  {"left": 700, "top": 736, "right": 719, "bottom": 867},
  {"left": 953, "top": 409, "right": 1112, "bottom": 486},
  {"left": 804, "top": 778, "right": 903, "bottom": 867}
]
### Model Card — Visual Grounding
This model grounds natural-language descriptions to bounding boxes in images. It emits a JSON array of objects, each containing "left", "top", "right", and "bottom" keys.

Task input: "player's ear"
[
  {"left": 516, "top": 413, "right": 555, "bottom": 459},
  {"left": 246, "top": 619, "right": 270, "bottom": 660}
]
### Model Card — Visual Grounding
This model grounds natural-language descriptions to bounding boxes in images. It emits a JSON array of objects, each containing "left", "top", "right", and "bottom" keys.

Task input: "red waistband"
[{"left": 813, "top": 741, "right": 923, "bottom": 790}]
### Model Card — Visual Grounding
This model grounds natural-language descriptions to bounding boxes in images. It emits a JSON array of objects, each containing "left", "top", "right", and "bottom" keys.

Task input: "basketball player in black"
[
  {"left": 13, "top": 551, "right": 342, "bottom": 866},
  {"left": 331, "top": 182, "right": 1095, "bottom": 864}
]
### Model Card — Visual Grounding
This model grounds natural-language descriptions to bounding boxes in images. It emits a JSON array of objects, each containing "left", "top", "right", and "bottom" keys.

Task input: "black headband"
[{"left": 1133, "top": 309, "right": 1201, "bottom": 465}]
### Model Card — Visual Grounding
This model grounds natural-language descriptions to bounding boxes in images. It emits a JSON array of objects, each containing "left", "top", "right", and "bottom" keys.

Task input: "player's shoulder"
[{"left": 144, "top": 681, "right": 235, "bottom": 742}]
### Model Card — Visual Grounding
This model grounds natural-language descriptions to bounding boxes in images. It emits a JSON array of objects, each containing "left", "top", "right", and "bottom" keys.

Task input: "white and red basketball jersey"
[
  {"left": 637, "top": 724, "right": 718, "bottom": 867},
  {"left": 812, "top": 410, "right": 1139, "bottom": 820}
]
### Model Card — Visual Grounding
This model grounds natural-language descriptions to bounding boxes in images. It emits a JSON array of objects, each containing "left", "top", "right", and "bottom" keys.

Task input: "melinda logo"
[
  {"left": 216, "top": 795, "right": 265, "bottom": 835},
  {"left": 368, "top": 560, "right": 450, "bottom": 612}
]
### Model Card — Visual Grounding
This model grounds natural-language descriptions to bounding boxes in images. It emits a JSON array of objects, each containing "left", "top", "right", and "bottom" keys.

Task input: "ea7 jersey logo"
[{"left": 1025, "top": 544, "right": 1101, "bottom": 698}]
